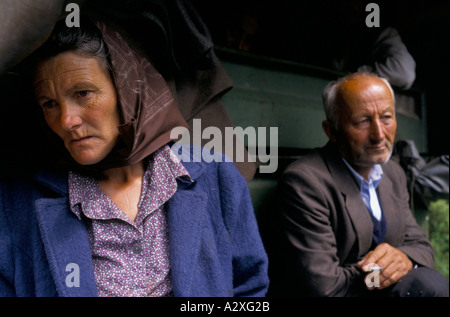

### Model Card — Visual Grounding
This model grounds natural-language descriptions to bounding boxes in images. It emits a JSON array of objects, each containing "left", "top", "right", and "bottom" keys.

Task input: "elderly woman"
[{"left": 0, "top": 17, "right": 268, "bottom": 297}]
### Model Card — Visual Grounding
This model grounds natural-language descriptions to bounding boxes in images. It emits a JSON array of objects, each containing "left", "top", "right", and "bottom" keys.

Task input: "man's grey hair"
[{"left": 322, "top": 72, "right": 395, "bottom": 130}]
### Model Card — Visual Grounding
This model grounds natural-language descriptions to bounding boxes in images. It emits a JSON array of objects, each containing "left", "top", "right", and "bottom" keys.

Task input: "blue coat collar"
[
  {"left": 33, "top": 158, "right": 208, "bottom": 297},
  {"left": 33, "top": 146, "right": 207, "bottom": 195}
]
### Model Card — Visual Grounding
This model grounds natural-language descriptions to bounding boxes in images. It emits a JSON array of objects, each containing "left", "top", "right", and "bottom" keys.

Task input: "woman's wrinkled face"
[{"left": 34, "top": 51, "right": 120, "bottom": 165}]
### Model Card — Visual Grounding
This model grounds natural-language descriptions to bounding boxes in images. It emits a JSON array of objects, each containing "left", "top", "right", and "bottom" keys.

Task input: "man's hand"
[{"left": 357, "top": 243, "right": 413, "bottom": 290}]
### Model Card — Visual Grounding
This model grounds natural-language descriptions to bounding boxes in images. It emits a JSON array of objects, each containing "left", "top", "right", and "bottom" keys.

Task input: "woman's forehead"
[{"left": 34, "top": 52, "right": 109, "bottom": 89}]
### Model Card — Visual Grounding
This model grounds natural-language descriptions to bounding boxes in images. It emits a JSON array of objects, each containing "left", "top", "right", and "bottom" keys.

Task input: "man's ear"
[{"left": 322, "top": 120, "right": 337, "bottom": 142}]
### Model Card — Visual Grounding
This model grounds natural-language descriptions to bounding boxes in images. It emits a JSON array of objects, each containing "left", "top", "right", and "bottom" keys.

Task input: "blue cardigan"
[{"left": 0, "top": 152, "right": 269, "bottom": 297}]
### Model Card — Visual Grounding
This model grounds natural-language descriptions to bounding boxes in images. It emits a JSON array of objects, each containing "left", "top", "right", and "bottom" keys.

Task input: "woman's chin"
[{"left": 69, "top": 153, "right": 103, "bottom": 166}]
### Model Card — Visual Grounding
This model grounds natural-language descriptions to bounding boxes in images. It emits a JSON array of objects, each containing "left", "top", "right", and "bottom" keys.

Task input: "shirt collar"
[
  {"left": 68, "top": 145, "right": 191, "bottom": 220},
  {"left": 341, "top": 157, "right": 383, "bottom": 189}
]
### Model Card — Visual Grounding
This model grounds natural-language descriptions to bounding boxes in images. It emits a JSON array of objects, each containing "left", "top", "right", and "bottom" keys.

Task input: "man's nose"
[
  {"left": 370, "top": 119, "right": 385, "bottom": 142},
  {"left": 60, "top": 102, "right": 82, "bottom": 131}
]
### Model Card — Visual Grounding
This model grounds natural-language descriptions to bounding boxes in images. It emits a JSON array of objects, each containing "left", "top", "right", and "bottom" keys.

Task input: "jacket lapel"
[
  {"left": 166, "top": 160, "right": 207, "bottom": 297},
  {"left": 377, "top": 171, "right": 401, "bottom": 245},
  {"left": 323, "top": 144, "right": 373, "bottom": 256},
  {"left": 342, "top": 188, "right": 374, "bottom": 256},
  {"left": 34, "top": 171, "right": 97, "bottom": 297}
]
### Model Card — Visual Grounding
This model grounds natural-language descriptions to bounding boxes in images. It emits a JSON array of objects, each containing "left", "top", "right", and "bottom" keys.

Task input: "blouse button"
[{"left": 132, "top": 243, "right": 143, "bottom": 254}]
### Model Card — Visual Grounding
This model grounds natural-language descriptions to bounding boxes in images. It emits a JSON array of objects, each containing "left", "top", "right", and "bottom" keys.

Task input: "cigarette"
[{"left": 370, "top": 266, "right": 383, "bottom": 272}]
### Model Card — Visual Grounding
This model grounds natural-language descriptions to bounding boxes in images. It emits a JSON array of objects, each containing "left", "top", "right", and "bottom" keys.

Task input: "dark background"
[{"left": 192, "top": 0, "right": 449, "bottom": 156}]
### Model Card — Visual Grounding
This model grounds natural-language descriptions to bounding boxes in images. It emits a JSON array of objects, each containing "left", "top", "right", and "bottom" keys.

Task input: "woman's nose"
[{"left": 60, "top": 103, "right": 82, "bottom": 131}]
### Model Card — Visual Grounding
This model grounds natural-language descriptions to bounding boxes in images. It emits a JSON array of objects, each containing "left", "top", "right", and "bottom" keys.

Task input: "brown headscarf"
[{"left": 88, "top": 21, "right": 188, "bottom": 170}]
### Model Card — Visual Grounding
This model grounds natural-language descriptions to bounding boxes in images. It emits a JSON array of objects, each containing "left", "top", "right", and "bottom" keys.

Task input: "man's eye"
[{"left": 358, "top": 119, "right": 369, "bottom": 125}]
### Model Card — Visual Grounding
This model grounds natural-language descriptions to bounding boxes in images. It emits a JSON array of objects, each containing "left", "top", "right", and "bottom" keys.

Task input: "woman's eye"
[
  {"left": 42, "top": 100, "right": 56, "bottom": 109},
  {"left": 77, "top": 90, "right": 91, "bottom": 98}
]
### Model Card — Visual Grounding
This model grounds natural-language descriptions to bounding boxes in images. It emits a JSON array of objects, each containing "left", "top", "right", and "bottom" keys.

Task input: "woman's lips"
[{"left": 71, "top": 136, "right": 92, "bottom": 145}]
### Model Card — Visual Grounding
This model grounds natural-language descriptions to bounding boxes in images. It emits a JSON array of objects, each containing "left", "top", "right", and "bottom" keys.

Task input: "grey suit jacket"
[{"left": 269, "top": 142, "right": 434, "bottom": 297}]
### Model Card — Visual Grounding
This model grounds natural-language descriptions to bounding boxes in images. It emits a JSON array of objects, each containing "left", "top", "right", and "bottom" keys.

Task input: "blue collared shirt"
[{"left": 342, "top": 158, "right": 384, "bottom": 221}]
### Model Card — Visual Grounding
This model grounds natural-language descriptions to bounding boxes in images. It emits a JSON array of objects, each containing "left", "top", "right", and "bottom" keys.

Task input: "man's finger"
[{"left": 359, "top": 243, "right": 389, "bottom": 270}]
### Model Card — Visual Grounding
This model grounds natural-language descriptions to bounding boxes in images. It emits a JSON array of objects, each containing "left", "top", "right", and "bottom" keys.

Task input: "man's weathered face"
[{"left": 333, "top": 75, "right": 397, "bottom": 176}]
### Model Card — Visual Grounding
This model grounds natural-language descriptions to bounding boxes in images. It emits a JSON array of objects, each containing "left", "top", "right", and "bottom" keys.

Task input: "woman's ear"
[{"left": 322, "top": 120, "right": 337, "bottom": 142}]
